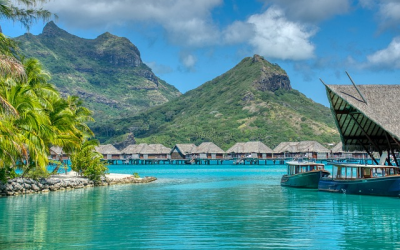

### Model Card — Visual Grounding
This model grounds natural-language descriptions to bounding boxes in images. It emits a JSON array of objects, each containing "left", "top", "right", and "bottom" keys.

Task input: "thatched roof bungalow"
[
  {"left": 120, "top": 143, "right": 147, "bottom": 159},
  {"left": 274, "top": 141, "right": 329, "bottom": 159},
  {"left": 330, "top": 142, "right": 369, "bottom": 159},
  {"left": 325, "top": 84, "right": 400, "bottom": 164},
  {"left": 226, "top": 141, "right": 274, "bottom": 159},
  {"left": 49, "top": 146, "right": 69, "bottom": 161},
  {"left": 140, "top": 144, "right": 171, "bottom": 159},
  {"left": 95, "top": 144, "right": 122, "bottom": 160},
  {"left": 170, "top": 144, "right": 197, "bottom": 160},
  {"left": 194, "top": 142, "right": 225, "bottom": 159}
]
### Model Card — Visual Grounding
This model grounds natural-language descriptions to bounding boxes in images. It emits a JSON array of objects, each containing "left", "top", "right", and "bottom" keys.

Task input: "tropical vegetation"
[{"left": 0, "top": 0, "right": 107, "bottom": 181}]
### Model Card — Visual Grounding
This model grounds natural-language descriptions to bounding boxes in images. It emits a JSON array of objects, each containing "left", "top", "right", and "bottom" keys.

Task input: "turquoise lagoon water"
[{"left": 1, "top": 164, "right": 400, "bottom": 249}]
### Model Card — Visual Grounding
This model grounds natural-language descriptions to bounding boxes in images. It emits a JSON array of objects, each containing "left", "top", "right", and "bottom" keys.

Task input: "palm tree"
[
  {"left": 70, "top": 139, "right": 107, "bottom": 181},
  {"left": 0, "top": 0, "right": 55, "bottom": 79}
]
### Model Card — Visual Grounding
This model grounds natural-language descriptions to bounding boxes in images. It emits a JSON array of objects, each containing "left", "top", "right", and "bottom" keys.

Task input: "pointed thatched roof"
[
  {"left": 274, "top": 141, "right": 329, "bottom": 153},
  {"left": 120, "top": 143, "right": 147, "bottom": 154},
  {"left": 194, "top": 142, "right": 225, "bottom": 154},
  {"left": 297, "top": 141, "right": 329, "bottom": 153},
  {"left": 149, "top": 144, "right": 171, "bottom": 154},
  {"left": 50, "top": 146, "right": 64, "bottom": 155},
  {"left": 325, "top": 84, "right": 400, "bottom": 151},
  {"left": 331, "top": 142, "right": 366, "bottom": 153},
  {"left": 274, "top": 142, "right": 299, "bottom": 153},
  {"left": 95, "top": 144, "right": 121, "bottom": 155},
  {"left": 140, "top": 144, "right": 171, "bottom": 154},
  {"left": 226, "top": 141, "right": 273, "bottom": 153},
  {"left": 226, "top": 142, "right": 245, "bottom": 153},
  {"left": 172, "top": 144, "right": 197, "bottom": 155},
  {"left": 331, "top": 142, "right": 344, "bottom": 153}
]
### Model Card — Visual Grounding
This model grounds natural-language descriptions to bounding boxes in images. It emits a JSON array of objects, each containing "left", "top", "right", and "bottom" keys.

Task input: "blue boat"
[
  {"left": 281, "top": 161, "right": 330, "bottom": 188},
  {"left": 318, "top": 163, "right": 400, "bottom": 197}
]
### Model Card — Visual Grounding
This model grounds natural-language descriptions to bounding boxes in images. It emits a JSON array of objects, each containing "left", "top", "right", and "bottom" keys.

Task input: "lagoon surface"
[{"left": 1, "top": 164, "right": 400, "bottom": 249}]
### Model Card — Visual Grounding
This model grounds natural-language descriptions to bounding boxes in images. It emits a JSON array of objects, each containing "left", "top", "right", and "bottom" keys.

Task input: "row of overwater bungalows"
[{"left": 49, "top": 140, "right": 368, "bottom": 162}]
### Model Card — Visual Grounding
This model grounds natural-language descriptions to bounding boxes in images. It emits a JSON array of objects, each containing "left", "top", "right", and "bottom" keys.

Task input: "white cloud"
[
  {"left": 247, "top": 7, "right": 317, "bottom": 60},
  {"left": 42, "top": 0, "right": 326, "bottom": 64},
  {"left": 261, "top": 0, "right": 350, "bottom": 23},
  {"left": 222, "top": 21, "right": 255, "bottom": 44},
  {"left": 377, "top": 0, "right": 400, "bottom": 29},
  {"left": 179, "top": 52, "right": 197, "bottom": 70},
  {"left": 358, "top": 0, "right": 376, "bottom": 8},
  {"left": 366, "top": 36, "right": 400, "bottom": 69},
  {"left": 44, "top": 0, "right": 222, "bottom": 47}
]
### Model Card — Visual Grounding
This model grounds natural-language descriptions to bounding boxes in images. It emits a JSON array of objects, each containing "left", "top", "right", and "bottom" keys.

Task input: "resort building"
[
  {"left": 330, "top": 142, "right": 368, "bottom": 159},
  {"left": 95, "top": 144, "right": 122, "bottom": 160},
  {"left": 170, "top": 144, "right": 197, "bottom": 160},
  {"left": 49, "top": 146, "right": 69, "bottom": 161},
  {"left": 325, "top": 84, "right": 400, "bottom": 165},
  {"left": 274, "top": 141, "right": 329, "bottom": 159},
  {"left": 194, "top": 142, "right": 225, "bottom": 159},
  {"left": 140, "top": 144, "right": 171, "bottom": 159},
  {"left": 120, "top": 143, "right": 147, "bottom": 159},
  {"left": 226, "top": 141, "right": 274, "bottom": 159}
]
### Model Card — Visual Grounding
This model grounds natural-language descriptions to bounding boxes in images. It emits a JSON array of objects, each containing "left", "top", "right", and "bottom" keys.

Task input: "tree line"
[{"left": 0, "top": 0, "right": 107, "bottom": 181}]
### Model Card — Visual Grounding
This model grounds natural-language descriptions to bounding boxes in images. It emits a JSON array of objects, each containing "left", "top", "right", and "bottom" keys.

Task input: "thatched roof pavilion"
[
  {"left": 325, "top": 84, "right": 400, "bottom": 164},
  {"left": 195, "top": 142, "right": 225, "bottom": 154},
  {"left": 331, "top": 142, "right": 365, "bottom": 154},
  {"left": 121, "top": 143, "right": 147, "bottom": 154},
  {"left": 331, "top": 142, "right": 344, "bottom": 153},
  {"left": 226, "top": 141, "right": 273, "bottom": 154},
  {"left": 274, "top": 142, "right": 301, "bottom": 153},
  {"left": 50, "top": 146, "right": 64, "bottom": 155},
  {"left": 95, "top": 144, "right": 121, "bottom": 155},
  {"left": 171, "top": 144, "right": 197, "bottom": 155},
  {"left": 274, "top": 141, "right": 329, "bottom": 153},
  {"left": 141, "top": 144, "right": 171, "bottom": 155}
]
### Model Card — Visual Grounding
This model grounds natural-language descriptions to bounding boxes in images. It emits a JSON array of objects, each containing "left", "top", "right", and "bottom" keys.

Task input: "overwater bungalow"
[
  {"left": 274, "top": 141, "right": 329, "bottom": 159},
  {"left": 120, "top": 143, "right": 147, "bottom": 159},
  {"left": 324, "top": 83, "right": 400, "bottom": 166},
  {"left": 194, "top": 142, "right": 225, "bottom": 159},
  {"left": 226, "top": 141, "right": 274, "bottom": 159},
  {"left": 170, "top": 144, "right": 197, "bottom": 160},
  {"left": 330, "top": 142, "right": 368, "bottom": 160},
  {"left": 49, "top": 146, "right": 69, "bottom": 161},
  {"left": 140, "top": 144, "right": 171, "bottom": 159},
  {"left": 95, "top": 144, "right": 122, "bottom": 160}
]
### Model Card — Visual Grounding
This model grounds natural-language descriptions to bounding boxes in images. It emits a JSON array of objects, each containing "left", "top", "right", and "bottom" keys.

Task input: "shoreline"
[{"left": 0, "top": 172, "right": 157, "bottom": 197}]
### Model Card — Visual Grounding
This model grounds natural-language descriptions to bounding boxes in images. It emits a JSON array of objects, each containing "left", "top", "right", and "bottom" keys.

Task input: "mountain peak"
[
  {"left": 42, "top": 21, "right": 69, "bottom": 37},
  {"left": 97, "top": 32, "right": 117, "bottom": 40},
  {"left": 252, "top": 54, "right": 264, "bottom": 63},
  {"left": 243, "top": 55, "right": 292, "bottom": 92}
]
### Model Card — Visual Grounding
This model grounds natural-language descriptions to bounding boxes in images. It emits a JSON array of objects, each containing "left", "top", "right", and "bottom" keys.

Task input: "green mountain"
[
  {"left": 14, "top": 21, "right": 181, "bottom": 126},
  {"left": 102, "top": 55, "right": 339, "bottom": 149}
]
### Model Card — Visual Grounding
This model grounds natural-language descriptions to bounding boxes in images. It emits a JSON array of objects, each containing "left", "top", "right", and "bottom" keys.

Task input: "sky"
[{"left": 3, "top": 0, "right": 400, "bottom": 106}]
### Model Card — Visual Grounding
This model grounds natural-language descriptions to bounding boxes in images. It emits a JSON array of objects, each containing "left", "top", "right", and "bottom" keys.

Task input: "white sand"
[{"left": 63, "top": 171, "right": 135, "bottom": 180}]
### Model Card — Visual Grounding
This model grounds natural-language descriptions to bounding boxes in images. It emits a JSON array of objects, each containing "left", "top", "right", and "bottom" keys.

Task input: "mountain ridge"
[
  {"left": 15, "top": 21, "right": 181, "bottom": 125},
  {"left": 99, "top": 55, "right": 339, "bottom": 149}
]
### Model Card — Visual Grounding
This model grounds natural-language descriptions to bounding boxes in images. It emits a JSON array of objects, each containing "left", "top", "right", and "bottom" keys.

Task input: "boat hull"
[
  {"left": 318, "top": 176, "right": 400, "bottom": 197},
  {"left": 281, "top": 170, "right": 329, "bottom": 189}
]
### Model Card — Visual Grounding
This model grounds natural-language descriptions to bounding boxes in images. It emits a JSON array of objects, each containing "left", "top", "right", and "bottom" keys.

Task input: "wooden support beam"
[
  {"left": 385, "top": 131, "right": 399, "bottom": 167},
  {"left": 350, "top": 114, "right": 382, "bottom": 155},
  {"left": 358, "top": 139, "right": 379, "bottom": 165}
]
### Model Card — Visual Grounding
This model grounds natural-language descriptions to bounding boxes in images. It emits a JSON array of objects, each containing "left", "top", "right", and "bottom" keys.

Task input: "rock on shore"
[{"left": 0, "top": 174, "right": 157, "bottom": 197}]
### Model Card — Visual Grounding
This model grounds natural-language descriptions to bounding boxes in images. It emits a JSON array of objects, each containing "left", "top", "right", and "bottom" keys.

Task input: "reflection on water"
[{"left": 1, "top": 165, "right": 400, "bottom": 249}]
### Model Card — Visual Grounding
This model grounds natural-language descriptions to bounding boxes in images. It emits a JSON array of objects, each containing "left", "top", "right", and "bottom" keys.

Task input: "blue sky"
[{"left": 3, "top": 0, "right": 400, "bottom": 106}]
